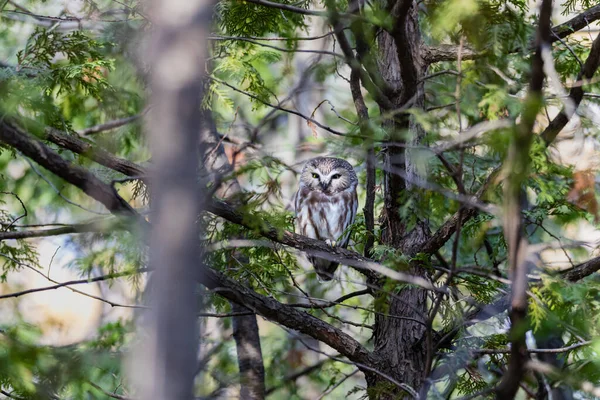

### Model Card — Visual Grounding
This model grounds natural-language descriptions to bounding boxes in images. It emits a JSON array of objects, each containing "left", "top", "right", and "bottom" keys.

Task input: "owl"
[{"left": 294, "top": 157, "right": 358, "bottom": 281}]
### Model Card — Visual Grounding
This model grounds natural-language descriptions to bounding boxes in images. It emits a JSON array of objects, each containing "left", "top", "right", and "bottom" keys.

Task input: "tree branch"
[
  {"left": 424, "top": 4, "right": 600, "bottom": 64},
  {"left": 420, "top": 166, "right": 499, "bottom": 255},
  {"left": 44, "top": 127, "right": 145, "bottom": 177},
  {"left": 0, "top": 268, "right": 148, "bottom": 300},
  {"left": 0, "top": 121, "right": 147, "bottom": 227},
  {"left": 0, "top": 219, "right": 118, "bottom": 241},
  {"left": 562, "top": 255, "right": 600, "bottom": 282},
  {"left": 540, "top": 29, "right": 600, "bottom": 145},
  {"left": 243, "top": 0, "right": 326, "bottom": 16},
  {"left": 349, "top": 68, "right": 375, "bottom": 257},
  {"left": 327, "top": 0, "right": 395, "bottom": 111},
  {"left": 206, "top": 198, "right": 439, "bottom": 291},
  {"left": 78, "top": 109, "right": 148, "bottom": 136},
  {"left": 265, "top": 359, "right": 331, "bottom": 395},
  {"left": 211, "top": 77, "right": 349, "bottom": 137},
  {"left": 208, "top": 35, "right": 343, "bottom": 57},
  {"left": 495, "top": 0, "right": 552, "bottom": 397},
  {"left": 200, "top": 266, "right": 378, "bottom": 369}
]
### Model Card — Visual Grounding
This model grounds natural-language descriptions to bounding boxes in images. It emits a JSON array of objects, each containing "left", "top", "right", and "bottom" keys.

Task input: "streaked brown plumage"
[{"left": 294, "top": 157, "right": 358, "bottom": 280}]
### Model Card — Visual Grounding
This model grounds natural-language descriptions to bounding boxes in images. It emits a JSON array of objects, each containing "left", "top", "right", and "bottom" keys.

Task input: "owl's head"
[{"left": 299, "top": 157, "right": 357, "bottom": 194}]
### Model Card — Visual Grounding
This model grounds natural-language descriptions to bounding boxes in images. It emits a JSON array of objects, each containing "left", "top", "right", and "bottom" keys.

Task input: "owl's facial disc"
[
  {"left": 303, "top": 162, "right": 354, "bottom": 194},
  {"left": 319, "top": 169, "right": 347, "bottom": 193}
]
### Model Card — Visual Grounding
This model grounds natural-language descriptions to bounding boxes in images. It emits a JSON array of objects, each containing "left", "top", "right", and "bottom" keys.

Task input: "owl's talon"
[{"left": 325, "top": 239, "right": 337, "bottom": 247}]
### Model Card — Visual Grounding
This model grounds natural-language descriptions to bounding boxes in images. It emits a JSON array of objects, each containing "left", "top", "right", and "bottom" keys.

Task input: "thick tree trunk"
[{"left": 368, "top": 0, "right": 430, "bottom": 397}]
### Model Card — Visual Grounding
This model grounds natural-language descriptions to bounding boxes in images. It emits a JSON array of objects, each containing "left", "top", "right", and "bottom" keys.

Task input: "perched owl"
[{"left": 294, "top": 157, "right": 358, "bottom": 281}]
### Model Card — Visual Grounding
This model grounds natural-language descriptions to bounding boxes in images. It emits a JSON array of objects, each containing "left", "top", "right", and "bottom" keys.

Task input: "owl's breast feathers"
[
  {"left": 295, "top": 186, "right": 357, "bottom": 280},
  {"left": 295, "top": 186, "right": 358, "bottom": 245}
]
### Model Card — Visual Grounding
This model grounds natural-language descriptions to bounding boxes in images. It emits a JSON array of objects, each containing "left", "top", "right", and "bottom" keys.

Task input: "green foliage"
[
  {"left": 0, "top": 0, "right": 599, "bottom": 398},
  {"left": 0, "top": 195, "right": 40, "bottom": 280},
  {"left": 69, "top": 230, "right": 145, "bottom": 281},
  {"left": 561, "top": 0, "right": 597, "bottom": 15},
  {"left": 213, "top": 45, "right": 282, "bottom": 109},
  {"left": 455, "top": 369, "right": 491, "bottom": 398},
  {"left": 0, "top": 323, "right": 125, "bottom": 399},
  {"left": 17, "top": 28, "right": 114, "bottom": 99},
  {"left": 217, "top": 0, "right": 308, "bottom": 37}
]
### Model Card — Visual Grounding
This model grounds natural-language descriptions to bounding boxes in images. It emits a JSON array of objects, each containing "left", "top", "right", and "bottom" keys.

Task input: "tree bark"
[
  {"left": 368, "top": 0, "right": 430, "bottom": 396},
  {"left": 200, "top": 110, "right": 266, "bottom": 400},
  {"left": 130, "top": 0, "right": 212, "bottom": 398}
]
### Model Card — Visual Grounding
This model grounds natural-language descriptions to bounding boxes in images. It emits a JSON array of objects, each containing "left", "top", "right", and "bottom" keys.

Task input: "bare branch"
[
  {"left": 44, "top": 127, "right": 145, "bottom": 177},
  {"left": 200, "top": 266, "right": 378, "bottom": 369},
  {"left": 0, "top": 219, "right": 119, "bottom": 241},
  {"left": 265, "top": 359, "right": 331, "bottom": 395},
  {"left": 209, "top": 32, "right": 337, "bottom": 41},
  {"left": 420, "top": 166, "right": 500, "bottom": 255},
  {"left": 88, "top": 382, "right": 133, "bottom": 400},
  {"left": 78, "top": 109, "right": 148, "bottom": 136},
  {"left": 562, "top": 255, "right": 600, "bottom": 282},
  {"left": 0, "top": 121, "right": 147, "bottom": 227},
  {"left": 0, "top": 268, "right": 148, "bottom": 301},
  {"left": 349, "top": 67, "right": 375, "bottom": 257},
  {"left": 243, "top": 0, "right": 326, "bottom": 16},
  {"left": 211, "top": 77, "right": 349, "bottom": 137},
  {"left": 208, "top": 35, "right": 343, "bottom": 57},
  {"left": 473, "top": 340, "right": 592, "bottom": 355}
]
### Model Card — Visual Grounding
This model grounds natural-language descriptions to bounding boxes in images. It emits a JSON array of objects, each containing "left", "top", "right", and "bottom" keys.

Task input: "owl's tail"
[{"left": 309, "top": 256, "right": 339, "bottom": 281}]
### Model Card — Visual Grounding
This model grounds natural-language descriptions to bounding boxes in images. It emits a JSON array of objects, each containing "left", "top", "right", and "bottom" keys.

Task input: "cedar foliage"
[{"left": 0, "top": 0, "right": 600, "bottom": 399}]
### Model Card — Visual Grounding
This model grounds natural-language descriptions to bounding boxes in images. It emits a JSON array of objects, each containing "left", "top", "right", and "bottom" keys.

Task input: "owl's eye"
[
  {"left": 311, "top": 173, "right": 319, "bottom": 179},
  {"left": 331, "top": 173, "right": 341, "bottom": 180}
]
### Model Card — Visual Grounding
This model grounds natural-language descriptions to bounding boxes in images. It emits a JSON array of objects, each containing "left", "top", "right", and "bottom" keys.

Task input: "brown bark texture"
[
  {"left": 368, "top": 0, "right": 430, "bottom": 396},
  {"left": 200, "top": 110, "right": 266, "bottom": 400},
  {"left": 131, "top": 0, "right": 212, "bottom": 398}
]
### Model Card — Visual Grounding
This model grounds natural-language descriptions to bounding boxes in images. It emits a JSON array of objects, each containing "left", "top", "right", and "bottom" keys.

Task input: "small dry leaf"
[
  {"left": 307, "top": 120, "right": 318, "bottom": 137},
  {"left": 567, "top": 169, "right": 599, "bottom": 223}
]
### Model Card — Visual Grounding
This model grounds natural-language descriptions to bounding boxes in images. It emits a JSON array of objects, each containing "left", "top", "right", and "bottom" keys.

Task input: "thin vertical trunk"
[
  {"left": 131, "top": 0, "right": 211, "bottom": 398},
  {"left": 200, "top": 111, "right": 266, "bottom": 400}
]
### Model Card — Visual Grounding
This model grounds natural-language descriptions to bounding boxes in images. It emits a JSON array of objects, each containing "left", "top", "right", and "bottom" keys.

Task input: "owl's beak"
[{"left": 320, "top": 181, "right": 329, "bottom": 191}]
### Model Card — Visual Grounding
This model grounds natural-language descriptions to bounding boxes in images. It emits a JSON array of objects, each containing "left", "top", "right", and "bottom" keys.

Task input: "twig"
[
  {"left": 88, "top": 381, "right": 133, "bottom": 400},
  {"left": 540, "top": 27, "right": 600, "bottom": 145},
  {"left": 24, "top": 157, "right": 108, "bottom": 215},
  {"left": 0, "top": 191, "right": 27, "bottom": 231},
  {"left": 472, "top": 340, "right": 592, "bottom": 354},
  {"left": 78, "top": 108, "right": 149, "bottom": 136},
  {"left": 265, "top": 359, "right": 331, "bottom": 395},
  {"left": 0, "top": 265, "right": 149, "bottom": 301},
  {"left": 290, "top": 330, "right": 418, "bottom": 398},
  {"left": 208, "top": 36, "right": 343, "bottom": 57},
  {"left": 207, "top": 32, "right": 337, "bottom": 41},
  {"left": 316, "top": 369, "right": 359, "bottom": 400},
  {"left": 243, "top": 0, "right": 327, "bottom": 16},
  {"left": 211, "top": 77, "right": 349, "bottom": 137},
  {"left": 0, "top": 219, "right": 119, "bottom": 241}
]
